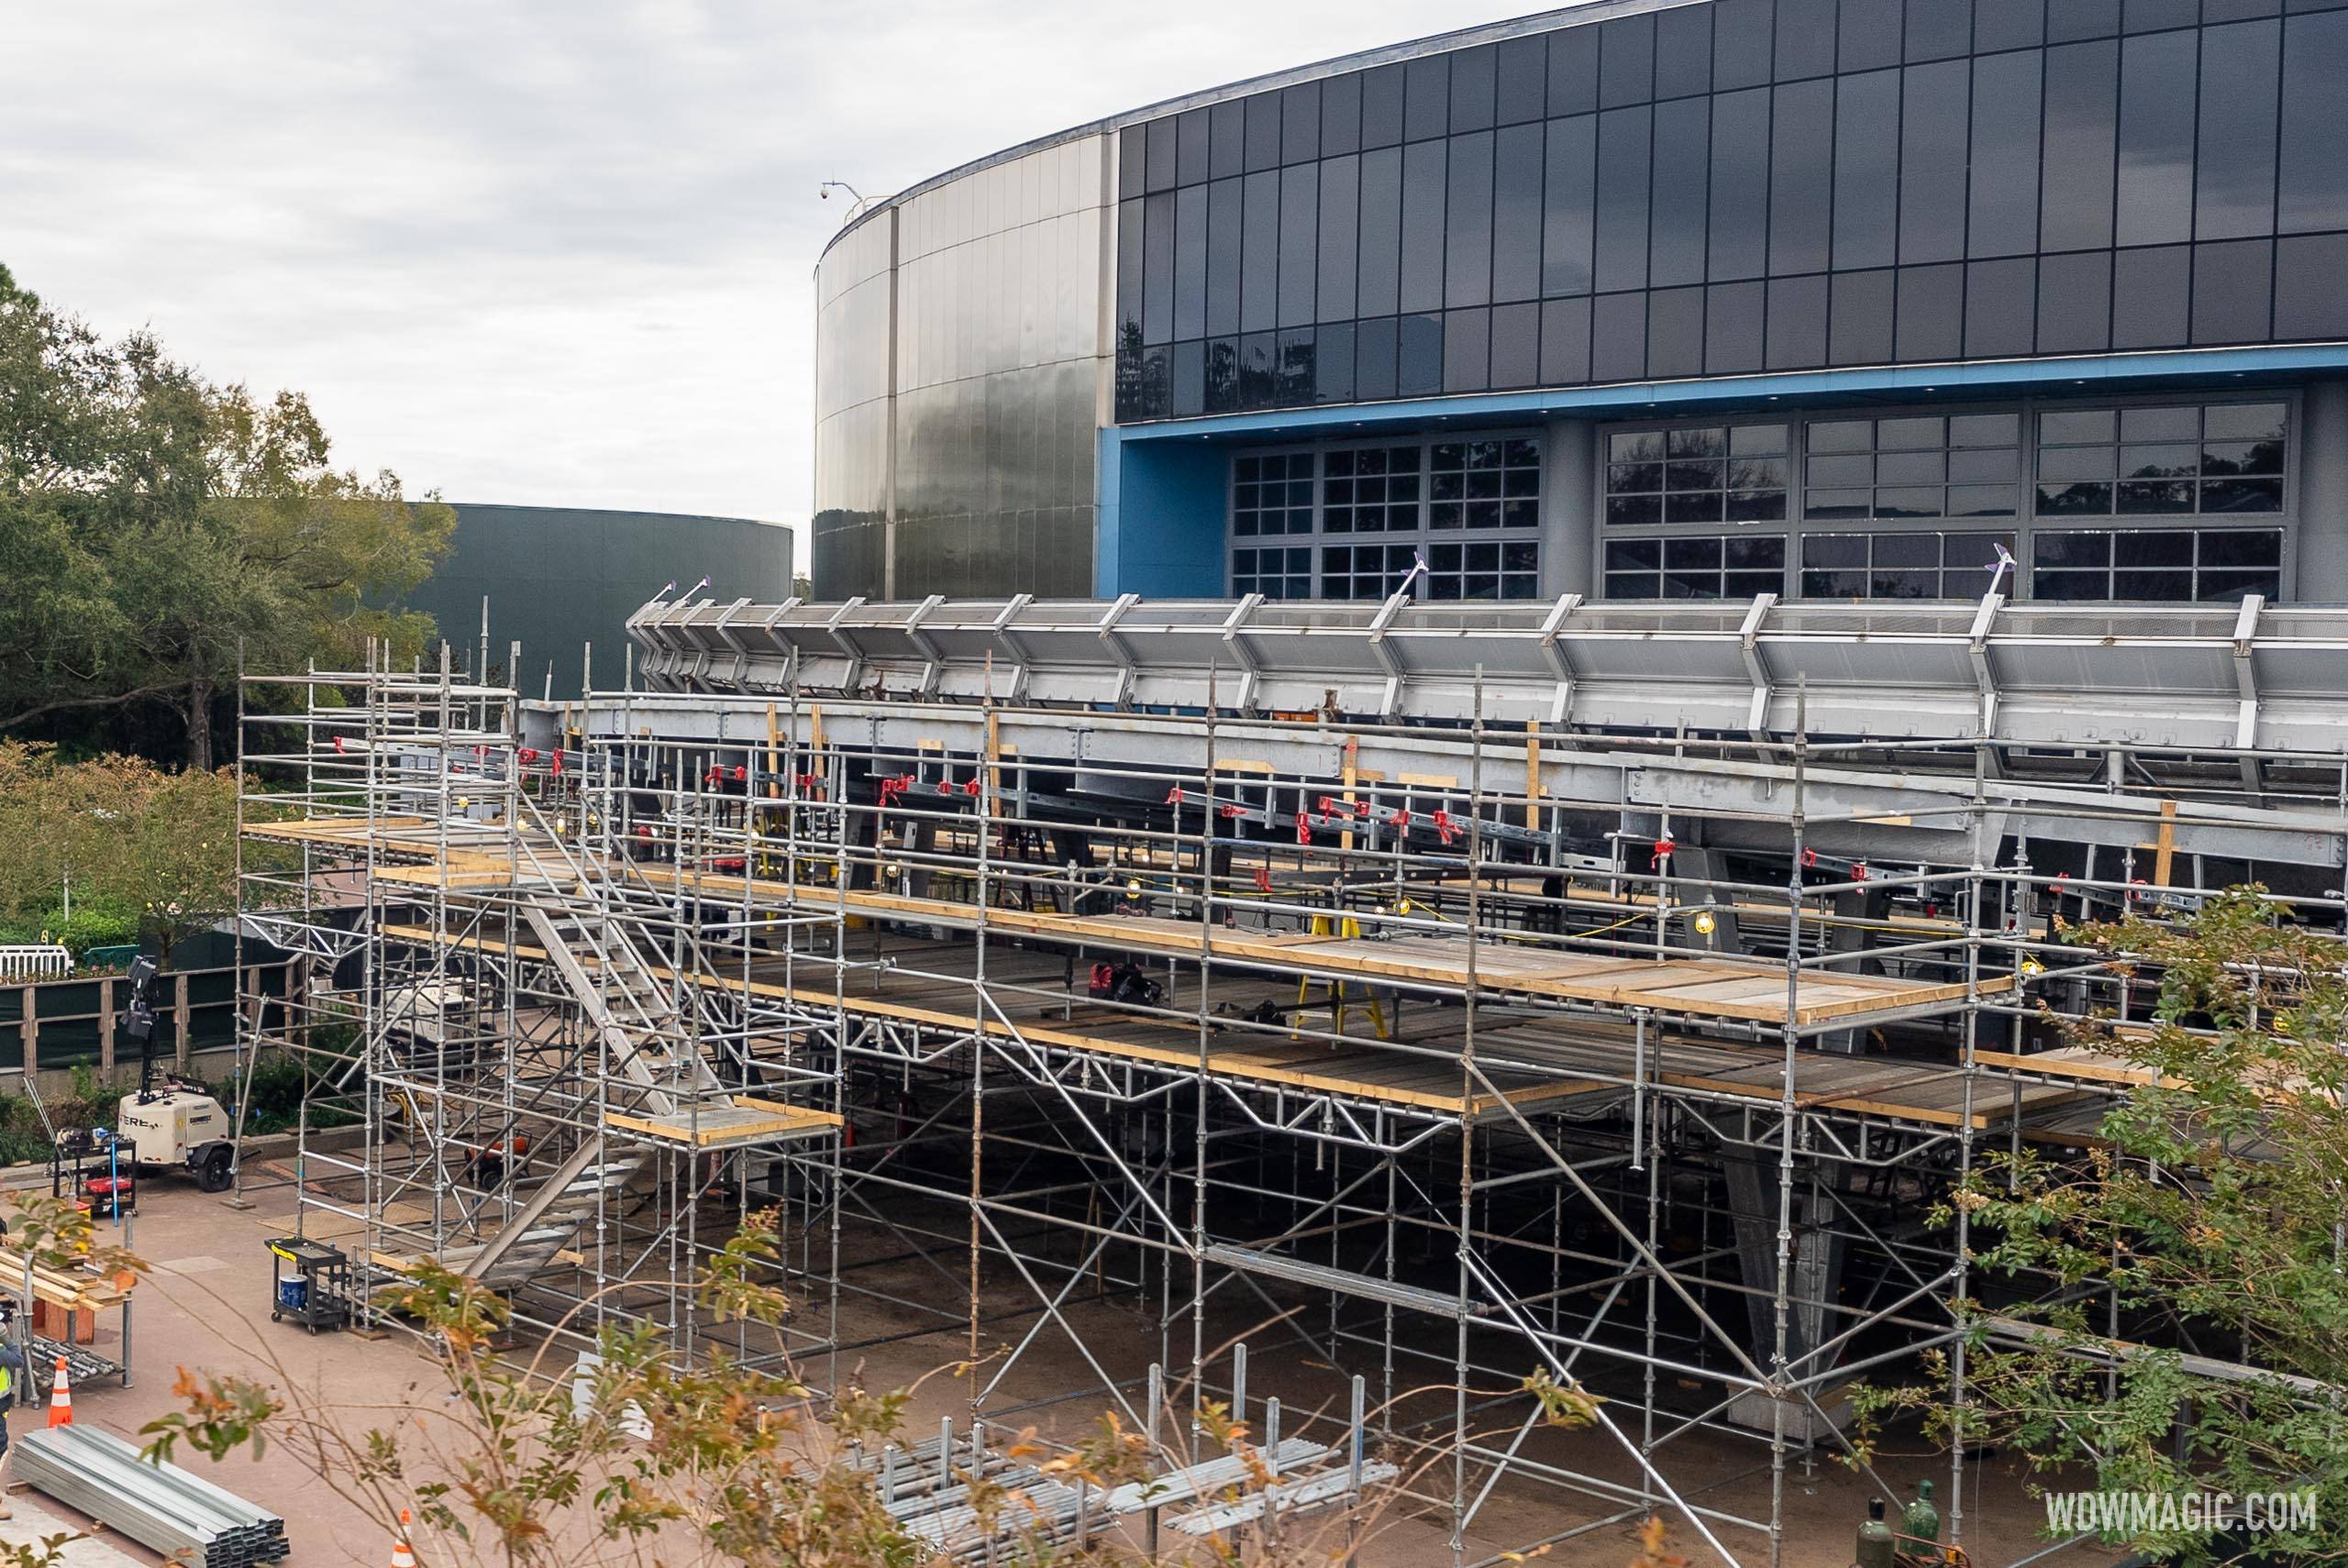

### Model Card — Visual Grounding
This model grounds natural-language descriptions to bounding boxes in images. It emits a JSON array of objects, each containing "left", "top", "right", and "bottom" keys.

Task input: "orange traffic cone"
[
  {"left": 390, "top": 1509, "right": 415, "bottom": 1568},
  {"left": 45, "top": 1355, "right": 71, "bottom": 1427}
]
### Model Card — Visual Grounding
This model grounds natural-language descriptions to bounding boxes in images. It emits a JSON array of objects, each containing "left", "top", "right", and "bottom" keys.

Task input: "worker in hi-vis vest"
[{"left": 0, "top": 1302, "right": 27, "bottom": 1518}]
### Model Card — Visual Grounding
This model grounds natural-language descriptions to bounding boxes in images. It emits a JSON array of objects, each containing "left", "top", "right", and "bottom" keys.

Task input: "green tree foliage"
[
  {"left": 0, "top": 263, "right": 452, "bottom": 766},
  {"left": 0, "top": 741, "right": 244, "bottom": 957},
  {"left": 1855, "top": 888, "right": 2348, "bottom": 1563}
]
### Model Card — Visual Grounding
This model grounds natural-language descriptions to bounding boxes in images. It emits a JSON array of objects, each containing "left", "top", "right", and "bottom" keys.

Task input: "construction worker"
[{"left": 0, "top": 1304, "right": 27, "bottom": 1518}]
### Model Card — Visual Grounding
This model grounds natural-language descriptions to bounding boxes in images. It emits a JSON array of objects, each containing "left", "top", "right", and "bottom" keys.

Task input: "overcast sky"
[{"left": 3, "top": 1, "right": 1570, "bottom": 573}]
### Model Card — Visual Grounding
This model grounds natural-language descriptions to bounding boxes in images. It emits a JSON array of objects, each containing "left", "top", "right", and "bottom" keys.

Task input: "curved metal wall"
[
  {"left": 1111, "top": 0, "right": 2348, "bottom": 422},
  {"left": 813, "top": 216, "right": 893, "bottom": 596},
  {"left": 812, "top": 138, "right": 1111, "bottom": 600},
  {"left": 406, "top": 505, "right": 791, "bottom": 699}
]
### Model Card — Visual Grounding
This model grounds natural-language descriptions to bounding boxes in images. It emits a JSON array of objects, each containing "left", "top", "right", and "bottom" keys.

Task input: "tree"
[
  {"left": 0, "top": 742, "right": 248, "bottom": 958},
  {"left": 0, "top": 264, "right": 453, "bottom": 766},
  {"left": 1854, "top": 887, "right": 2348, "bottom": 1564}
]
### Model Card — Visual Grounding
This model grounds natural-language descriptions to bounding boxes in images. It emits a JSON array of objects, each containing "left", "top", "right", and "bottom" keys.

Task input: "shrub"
[{"left": 50, "top": 900, "right": 141, "bottom": 958}]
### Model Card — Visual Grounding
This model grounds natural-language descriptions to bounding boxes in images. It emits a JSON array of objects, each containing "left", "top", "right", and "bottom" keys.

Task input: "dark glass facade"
[{"left": 1113, "top": 0, "right": 2348, "bottom": 423}]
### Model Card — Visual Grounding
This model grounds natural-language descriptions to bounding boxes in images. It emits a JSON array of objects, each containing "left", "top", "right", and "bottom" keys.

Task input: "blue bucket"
[{"left": 276, "top": 1276, "right": 308, "bottom": 1312}]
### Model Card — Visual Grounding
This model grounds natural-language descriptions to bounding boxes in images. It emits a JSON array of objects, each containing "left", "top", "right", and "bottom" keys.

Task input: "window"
[
  {"left": 1427, "top": 540, "right": 1542, "bottom": 600},
  {"left": 1604, "top": 536, "right": 1786, "bottom": 599},
  {"left": 1232, "top": 546, "right": 1313, "bottom": 600},
  {"left": 1804, "top": 414, "right": 2021, "bottom": 521},
  {"left": 1323, "top": 542, "right": 1422, "bottom": 599},
  {"left": 1801, "top": 531, "right": 2016, "bottom": 599},
  {"left": 2032, "top": 528, "right": 2282, "bottom": 602},
  {"left": 1323, "top": 446, "right": 1423, "bottom": 532},
  {"left": 1232, "top": 451, "right": 1316, "bottom": 536},
  {"left": 1230, "top": 435, "right": 1543, "bottom": 599},
  {"left": 1431, "top": 438, "right": 1542, "bottom": 528},
  {"left": 1606, "top": 424, "right": 1789, "bottom": 525},
  {"left": 2033, "top": 403, "right": 2287, "bottom": 516}
]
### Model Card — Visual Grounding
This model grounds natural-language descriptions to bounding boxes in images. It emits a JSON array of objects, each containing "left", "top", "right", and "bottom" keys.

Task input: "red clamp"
[
  {"left": 518, "top": 747, "right": 538, "bottom": 765},
  {"left": 1800, "top": 847, "right": 1818, "bottom": 869},
  {"left": 936, "top": 778, "right": 956, "bottom": 796},
  {"left": 1852, "top": 861, "right": 1868, "bottom": 884},
  {"left": 1392, "top": 810, "right": 1412, "bottom": 835},
  {"left": 1432, "top": 811, "right": 1456, "bottom": 845},
  {"left": 1295, "top": 814, "right": 1313, "bottom": 845},
  {"left": 1220, "top": 803, "right": 1244, "bottom": 820},
  {"left": 706, "top": 767, "right": 725, "bottom": 787},
  {"left": 963, "top": 778, "right": 982, "bottom": 796},
  {"left": 2127, "top": 877, "right": 2147, "bottom": 901},
  {"left": 733, "top": 765, "right": 748, "bottom": 782},
  {"left": 550, "top": 751, "right": 565, "bottom": 777},
  {"left": 1255, "top": 866, "right": 1273, "bottom": 893},
  {"left": 2052, "top": 872, "right": 2071, "bottom": 890},
  {"left": 332, "top": 734, "right": 347, "bottom": 755},
  {"left": 1652, "top": 836, "right": 1675, "bottom": 868},
  {"left": 1166, "top": 786, "right": 1184, "bottom": 806}
]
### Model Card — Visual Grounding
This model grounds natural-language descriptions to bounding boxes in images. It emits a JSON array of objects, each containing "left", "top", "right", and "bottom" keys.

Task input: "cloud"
[{"left": 4, "top": 0, "right": 1566, "bottom": 574}]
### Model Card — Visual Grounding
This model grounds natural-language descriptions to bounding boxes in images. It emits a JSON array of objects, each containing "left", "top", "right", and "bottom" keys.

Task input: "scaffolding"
[
  {"left": 237, "top": 644, "right": 843, "bottom": 1371},
  {"left": 236, "top": 599, "right": 2348, "bottom": 1568}
]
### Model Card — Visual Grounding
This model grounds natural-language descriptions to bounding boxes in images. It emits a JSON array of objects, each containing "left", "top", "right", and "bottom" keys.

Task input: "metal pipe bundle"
[
  {"left": 28, "top": 1335, "right": 123, "bottom": 1386},
  {"left": 13, "top": 1425, "right": 289, "bottom": 1568}
]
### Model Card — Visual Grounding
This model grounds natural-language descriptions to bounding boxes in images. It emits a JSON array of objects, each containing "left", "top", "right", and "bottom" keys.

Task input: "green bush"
[
  {"left": 55, "top": 1063, "right": 119, "bottom": 1133},
  {"left": 242, "top": 1055, "right": 311, "bottom": 1124},
  {"left": 204, "top": 1052, "right": 360, "bottom": 1136},
  {"left": 51, "top": 900, "right": 140, "bottom": 958}
]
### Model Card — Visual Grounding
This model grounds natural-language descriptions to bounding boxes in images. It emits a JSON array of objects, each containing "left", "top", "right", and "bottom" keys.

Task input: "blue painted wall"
[{"left": 1096, "top": 431, "right": 1228, "bottom": 598}]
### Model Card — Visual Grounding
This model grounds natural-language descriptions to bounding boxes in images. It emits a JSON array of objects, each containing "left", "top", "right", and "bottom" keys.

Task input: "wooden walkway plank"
[
  {"left": 372, "top": 922, "right": 2075, "bottom": 1130},
  {"left": 272, "top": 817, "right": 2011, "bottom": 1031}
]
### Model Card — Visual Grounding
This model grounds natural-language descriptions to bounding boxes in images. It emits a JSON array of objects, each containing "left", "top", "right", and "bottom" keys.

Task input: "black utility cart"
[{"left": 266, "top": 1237, "right": 352, "bottom": 1333}]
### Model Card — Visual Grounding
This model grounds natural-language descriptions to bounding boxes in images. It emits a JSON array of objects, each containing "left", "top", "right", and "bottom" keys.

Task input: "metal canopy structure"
[
  {"left": 627, "top": 591, "right": 2348, "bottom": 754},
  {"left": 242, "top": 593, "right": 2348, "bottom": 1568}
]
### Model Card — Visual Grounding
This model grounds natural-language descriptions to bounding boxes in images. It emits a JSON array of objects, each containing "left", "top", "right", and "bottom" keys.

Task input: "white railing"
[{"left": 0, "top": 946, "right": 73, "bottom": 983}]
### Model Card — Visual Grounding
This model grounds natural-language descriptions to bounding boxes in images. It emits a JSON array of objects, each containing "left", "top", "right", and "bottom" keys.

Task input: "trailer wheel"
[{"left": 196, "top": 1145, "right": 234, "bottom": 1193}]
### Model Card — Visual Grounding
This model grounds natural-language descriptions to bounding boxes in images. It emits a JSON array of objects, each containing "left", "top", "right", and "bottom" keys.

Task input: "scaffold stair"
[
  {"left": 521, "top": 900, "right": 725, "bottom": 1116},
  {"left": 455, "top": 1138, "right": 644, "bottom": 1287}
]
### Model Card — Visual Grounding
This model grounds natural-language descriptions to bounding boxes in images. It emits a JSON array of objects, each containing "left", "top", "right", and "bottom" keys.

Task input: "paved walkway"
[{"left": 0, "top": 1490, "right": 151, "bottom": 1568}]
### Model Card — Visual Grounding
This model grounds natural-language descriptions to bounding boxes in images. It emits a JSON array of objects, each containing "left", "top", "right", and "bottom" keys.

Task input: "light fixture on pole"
[{"left": 819, "top": 181, "right": 875, "bottom": 220}]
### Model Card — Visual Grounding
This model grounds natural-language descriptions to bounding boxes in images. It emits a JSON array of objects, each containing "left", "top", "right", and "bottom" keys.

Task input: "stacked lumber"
[{"left": 0, "top": 1243, "right": 135, "bottom": 1312}]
